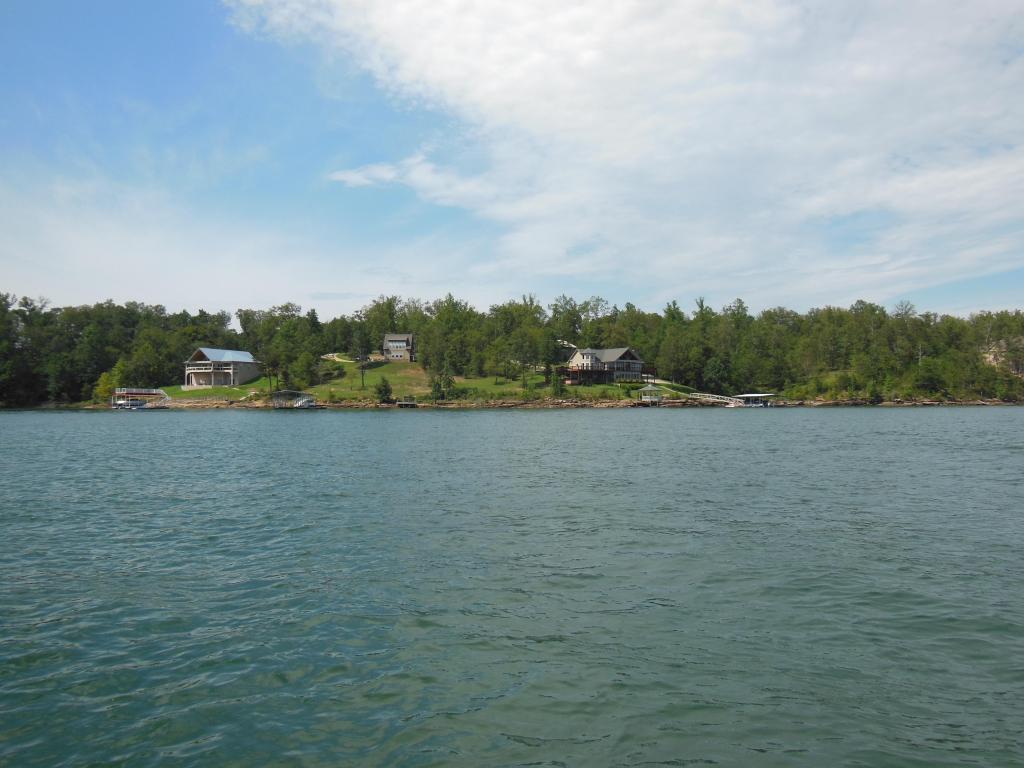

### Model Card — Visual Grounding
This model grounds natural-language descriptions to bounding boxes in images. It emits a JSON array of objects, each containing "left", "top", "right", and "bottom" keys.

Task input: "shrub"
[{"left": 374, "top": 376, "right": 393, "bottom": 403}]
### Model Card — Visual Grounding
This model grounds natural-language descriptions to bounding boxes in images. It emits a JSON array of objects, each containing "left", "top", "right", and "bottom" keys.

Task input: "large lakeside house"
[
  {"left": 383, "top": 333, "right": 415, "bottom": 362},
  {"left": 183, "top": 347, "right": 261, "bottom": 389},
  {"left": 563, "top": 347, "right": 650, "bottom": 384}
]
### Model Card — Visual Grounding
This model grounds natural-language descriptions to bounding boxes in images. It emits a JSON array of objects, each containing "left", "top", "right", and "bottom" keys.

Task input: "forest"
[{"left": 1, "top": 291, "right": 1023, "bottom": 406}]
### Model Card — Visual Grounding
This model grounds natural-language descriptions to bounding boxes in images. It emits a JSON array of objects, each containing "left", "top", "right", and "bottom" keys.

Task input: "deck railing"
[
  {"left": 184, "top": 362, "right": 238, "bottom": 372},
  {"left": 687, "top": 392, "right": 744, "bottom": 406}
]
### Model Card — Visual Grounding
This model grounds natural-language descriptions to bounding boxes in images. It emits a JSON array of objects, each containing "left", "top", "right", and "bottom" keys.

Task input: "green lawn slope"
[
  {"left": 162, "top": 361, "right": 647, "bottom": 403},
  {"left": 308, "top": 361, "right": 638, "bottom": 402},
  {"left": 308, "top": 361, "right": 431, "bottom": 401},
  {"left": 161, "top": 377, "right": 272, "bottom": 399}
]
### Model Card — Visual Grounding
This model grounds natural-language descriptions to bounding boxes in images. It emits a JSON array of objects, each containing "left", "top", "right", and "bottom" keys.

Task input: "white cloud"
[
  {"left": 230, "top": 0, "right": 1024, "bottom": 311},
  {"left": 328, "top": 162, "right": 399, "bottom": 187},
  {"left": 0, "top": 176, "right": 493, "bottom": 317}
]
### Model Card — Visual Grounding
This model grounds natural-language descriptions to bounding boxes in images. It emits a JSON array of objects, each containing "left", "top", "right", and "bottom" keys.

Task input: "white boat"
[{"left": 111, "top": 388, "right": 170, "bottom": 409}]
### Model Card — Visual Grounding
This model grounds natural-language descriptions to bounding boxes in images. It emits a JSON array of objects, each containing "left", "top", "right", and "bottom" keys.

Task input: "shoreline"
[{"left": 42, "top": 396, "right": 1023, "bottom": 411}]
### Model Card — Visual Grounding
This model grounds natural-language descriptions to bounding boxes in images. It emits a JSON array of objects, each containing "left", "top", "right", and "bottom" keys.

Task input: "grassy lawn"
[
  {"left": 653, "top": 383, "right": 694, "bottom": 397},
  {"left": 308, "top": 361, "right": 432, "bottom": 401},
  {"left": 162, "top": 377, "right": 272, "bottom": 399},
  {"left": 161, "top": 363, "right": 433, "bottom": 402},
  {"left": 455, "top": 372, "right": 547, "bottom": 397},
  {"left": 307, "top": 362, "right": 640, "bottom": 401},
  {"left": 456, "top": 374, "right": 632, "bottom": 400},
  {"left": 161, "top": 362, "right": 646, "bottom": 402}
]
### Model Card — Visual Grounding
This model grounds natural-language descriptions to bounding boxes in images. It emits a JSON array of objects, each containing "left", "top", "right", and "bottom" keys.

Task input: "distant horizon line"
[{"left": 4, "top": 289, "right": 1022, "bottom": 322}]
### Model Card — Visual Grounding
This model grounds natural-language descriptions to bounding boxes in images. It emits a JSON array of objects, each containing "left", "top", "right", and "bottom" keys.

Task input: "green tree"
[
  {"left": 548, "top": 295, "right": 582, "bottom": 344},
  {"left": 350, "top": 326, "right": 372, "bottom": 389},
  {"left": 914, "top": 357, "right": 948, "bottom": 395},
  {"left": 656, "top": 323, "right": 689, "bottom": 383},
  {"left": 287, "top": 351, "right": 319, "bottom": 390},
  {"left": 485, "top": 337, "right": 510, "bottom": 383},
  {"left": 509, "top": 326, "right": 542, "bottom": 388},
  {"left": 317, "top": 359, "right": 347, "bottom": 384},
  {"left": 430, "top": 364, "right": 455, "bottom": 401},
  {"left": 0, "top": 293, "right": 18, "bottom": 404},
  {"left": 374, "top": 376, "right": 393, "bottom": 403},
  {"left": 550, "top": 370, "right": 566, "bottom": 396},
  {"left": 702, "top": 357, "right": 729, "bottom": 394},
  {"left": 92, "top": 370, "right": 118, "bottom": 403},
  {"left": 361, "top": 296, "right": 400, "bottom": 350}
]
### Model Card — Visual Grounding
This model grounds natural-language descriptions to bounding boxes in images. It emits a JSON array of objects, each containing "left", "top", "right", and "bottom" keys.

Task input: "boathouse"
[
  {"left": 733, "top": 393, "right": 776, "bottom": 407},
  {"left": 183, "top": 348, "right": 261, "bottom": 389},
  {"left": 638, "top": 384, "right": 665, "bottom": 404}
]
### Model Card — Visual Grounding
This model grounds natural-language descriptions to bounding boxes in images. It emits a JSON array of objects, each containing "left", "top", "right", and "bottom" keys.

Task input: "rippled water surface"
[{"left": 2, "top": 408, "right": 1023, "bottom": 766}]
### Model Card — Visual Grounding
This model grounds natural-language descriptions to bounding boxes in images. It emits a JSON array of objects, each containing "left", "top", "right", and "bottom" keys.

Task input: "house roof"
[
  {"left": 188, "top": 347, "right": 256, "bottom": 363},
  {"left": 596, "top": 347, "right": 634, "bottom": 362},
  {"left": 383, "top": 333, "right": 413, "bottom": 342},
  {"left": 575, "top": 347, "right": 640, "bottom": 363}
]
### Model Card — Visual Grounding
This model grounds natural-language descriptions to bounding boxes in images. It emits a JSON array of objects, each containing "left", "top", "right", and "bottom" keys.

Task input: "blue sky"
[{"left": 2, "top": 1, "right": 1022, "bottom": 319}]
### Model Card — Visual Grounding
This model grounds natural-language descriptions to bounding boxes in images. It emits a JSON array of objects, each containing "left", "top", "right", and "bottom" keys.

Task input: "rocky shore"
[{"left": 141, "top": 396, "right": 1017, "bottom": 410}]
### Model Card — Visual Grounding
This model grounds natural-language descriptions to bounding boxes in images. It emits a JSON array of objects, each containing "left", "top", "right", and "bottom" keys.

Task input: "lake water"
[{"left": 1, "top": 408, "right": 1022, "bottom": 767}]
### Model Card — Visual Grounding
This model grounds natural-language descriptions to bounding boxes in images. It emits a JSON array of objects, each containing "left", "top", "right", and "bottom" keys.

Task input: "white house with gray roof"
[
  {"left": 184, "top": 347, "right": 261, "bottom": 389},
  {"left": 565, "top": 347, "right": 645, "bottom": 383}
]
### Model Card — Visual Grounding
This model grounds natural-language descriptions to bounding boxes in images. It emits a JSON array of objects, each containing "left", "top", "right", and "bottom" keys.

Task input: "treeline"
[{"left": 2, "top": 291, "right": 1023, "bottom": 406}]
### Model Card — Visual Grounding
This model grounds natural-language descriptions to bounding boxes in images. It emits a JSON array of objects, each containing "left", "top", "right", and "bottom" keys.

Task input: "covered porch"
[{"left": 184, "top": 362, "right": 244, "bottom": 388}]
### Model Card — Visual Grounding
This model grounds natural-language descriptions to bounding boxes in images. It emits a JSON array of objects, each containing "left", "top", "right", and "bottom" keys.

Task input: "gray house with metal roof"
[
  {"left": 383, "top": 333, "right": 415, "bottom": 362},
  {"left": 184, "top": 347, "right": 261, "bottom": 389}
]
